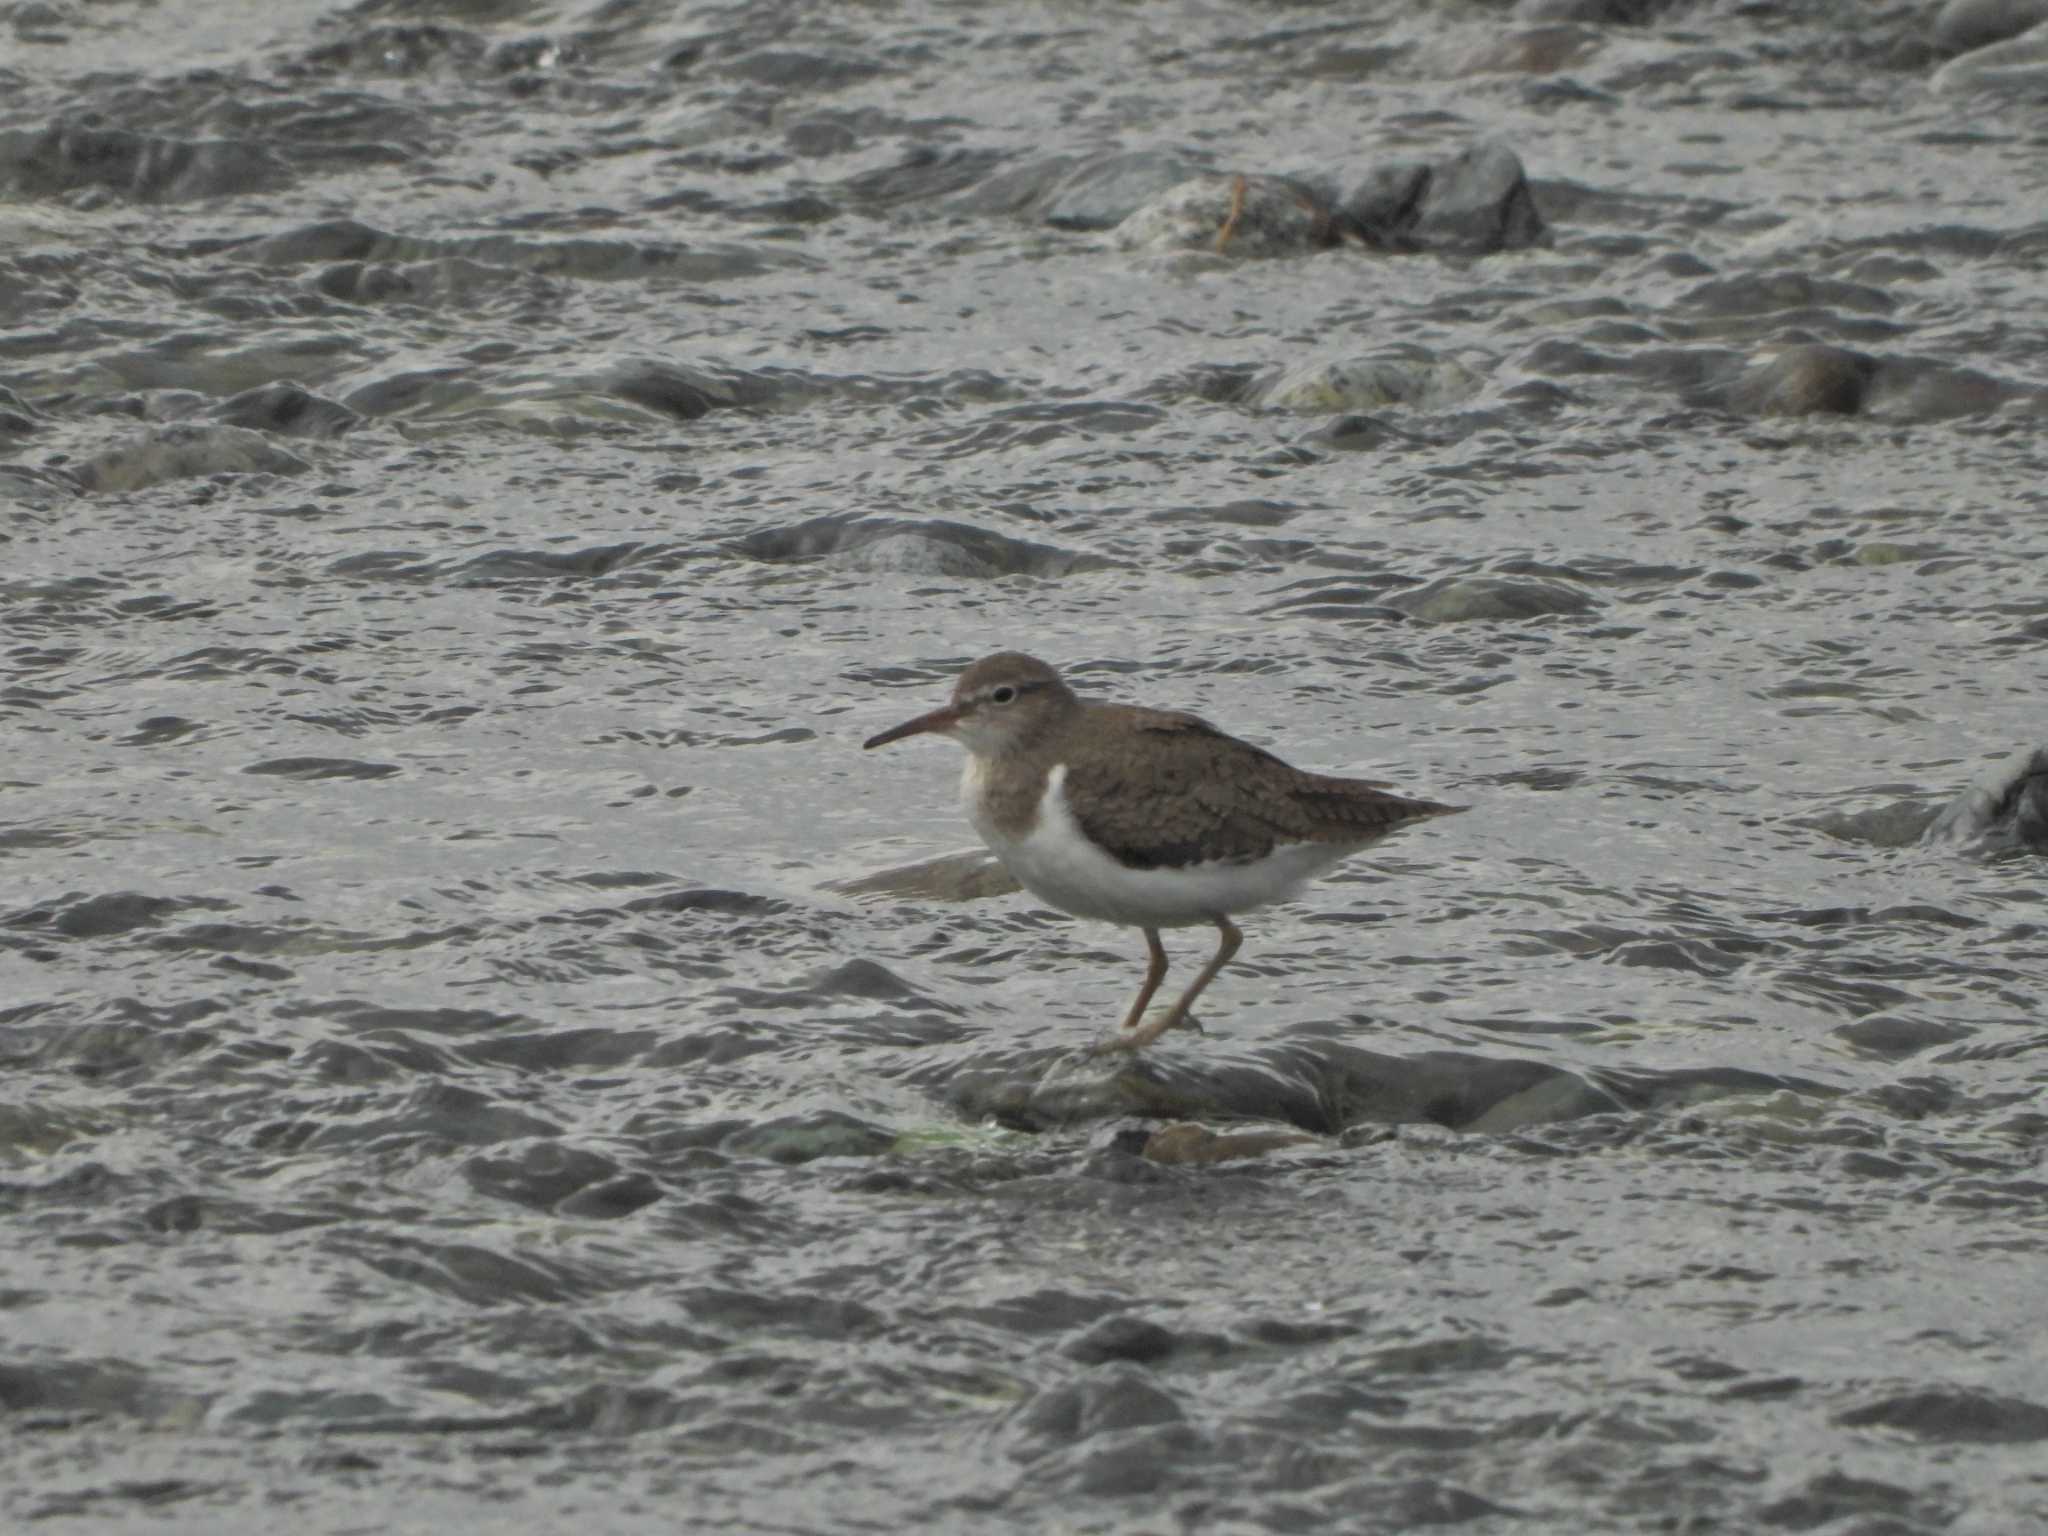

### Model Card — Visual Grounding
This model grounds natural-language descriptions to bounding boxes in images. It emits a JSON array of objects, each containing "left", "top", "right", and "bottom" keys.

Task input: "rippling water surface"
[{"left": 5, "top": 0, "right": 2048, "bottom": 1530}]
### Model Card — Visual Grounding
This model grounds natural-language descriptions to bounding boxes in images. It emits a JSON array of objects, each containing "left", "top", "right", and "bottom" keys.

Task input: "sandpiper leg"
[
  {"left": 1107, "top": 916, "right": 1243, "bottom": 1052},
  {"left": 1111, "top": 928, "right": 1170, "bottom": 1035},
  {"left": 1214, "top": 173, "right": 1249, "bottom": 253}
]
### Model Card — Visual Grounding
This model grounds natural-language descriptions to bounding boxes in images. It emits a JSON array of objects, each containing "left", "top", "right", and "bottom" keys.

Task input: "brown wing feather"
[{"left": 1061, "top": 705, "right": 1461, "bottom": 870}]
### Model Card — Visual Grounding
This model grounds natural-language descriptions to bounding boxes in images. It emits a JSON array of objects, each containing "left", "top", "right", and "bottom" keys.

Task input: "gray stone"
[
  {"left": 1932, "top": 0, "right": 2048, "bottom": 54},
  {"left": 1923, "top": 746, "right": 2048, "bottom": 851}
]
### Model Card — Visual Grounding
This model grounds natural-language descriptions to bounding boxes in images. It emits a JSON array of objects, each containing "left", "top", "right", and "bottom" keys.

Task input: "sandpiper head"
[{"left": 862, "top": 652, "right": 1073, "bottom": 756}]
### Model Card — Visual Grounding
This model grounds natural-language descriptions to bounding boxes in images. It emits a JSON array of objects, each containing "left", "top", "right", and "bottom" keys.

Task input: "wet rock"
[
  {"left": 1041, "top": 149, "right": 1216, "bottom": 230},
  {"left": 1062, "top": 1424, "right": 1206, "bottom": 1495},
  {"left": 297, "top": 22, "right": 487, "bottom": 75},
  {"left": 142, "top": 1194, "right": 205, "bottom": 1233},
  {"left": 1832, "top": 1016, "right": 1976, "bottom": 1057},
  {"left": 846, "top": 533, "right": 1012, "bottom": 577},
  {"left": 1060, "top": 1315, "right": 1180, "bottom": 1365},
  {"left": 1240, "top": 1042, "right": 1630, "bottom": 1134},
  {"left": 784, "top": 115, "right": 863, "bottom": 157},
  {"left": 1931, "top": 20, "right": 2048, "bottom": 91},
  {"left": 828, "top": 849, "right": 1020, "bottom": 904},
  {"left": 1304, "top": 40, "right": 1414, "bottom": 79},
  {"left": 1459, "top": 24, "right": 1605, "bottom": 74},
  {"left": 249, "top": 218, "right": 393, "bottom": 264},
  {"left": 1931, "top": 0, "right": 2048, "bottom": 54},
  {"left": 721, "top": 1111, "right": 895, "bottom": 1165},
  {"left": 1378, "top": 1482, "right": 1520, "bottom": 1526},
  {"left": 1516, "top": 0, "right": 1673, "bottom": 19},
  {"left": 0, "top": 1357, "right": 155, "bottom": 1416},
  {"left": 1114, "top": 140, "right": 1545, "bottom": 260},
  {"left": 1088, "top": 1120, "right": 1160, "bottom": 1159},
  {"left": 0, "top": 122, "right": 288, "bottom": 202},
  {"left": 464, "top": 1141, "right": 621, "bottom": 1210},
  {"left": 603, "top": 360, "right": 782, "bottom": 420},
  {"left": 242, "top": 756, "right": 399, "bottom": 780},
  {"left": 124, "top": 716, "right": 203, "bottom": 748},
  {"left": 0, "top": 463, "right": 79, "bottom": 501},
  {"left": 1112, "top": 173, "right": 1346, "bottom": 259},
  {"left": 1342, "top": 139, "right": 1547, "bottom": 253},
  {"left": 453, "top": 541, "right": 646, "bottom": 581},
  {"left": 389, "top": 1084, "right": 562, "bottom": 1147},
  {"left": 46, "top": 892, "right": 184, "bottom": 938},
  {"left": 1710, "top": 346, "right": 2026, "bottom": 421},
  {"left": 1837, "top": 1388, "right": 2048, "bottom": 1441},
  {"left": 1464, "top": 1074, "right": 1619, "bottom": 1133},
  {"left": 554, "top": 1173, "right": 663, "bottom": 1219},
  {"left": 213, "top": 382, "right": 362, "bottom": 439},
  {"left": 798, "top": 958, "right": 939, "bottom": 1004},
  {"left": 1389, "top": 574, "right": 1599, "bottom": 623},
  {"left": 730, "top": 513, "right": 1101, "bottom": 579},
  {"left": 1010, "top": 1363, "right": 1185, "bottom": 1451},
  {"left": 738, "top": 191, "right": 838, "bottom": 224},
  {"left": 1681, "top": 270, "right": 1895, "bottom": 319},
  {"left": 1761, "top": 1474, "right": 1916, "bottom": 1531},
  {"left": 0, "top": 382, "right": 40, "bottom": 435},
  {"left": 1721, "top": 344, "right": 1879, "bottom": 417},
  {"left": 75, "top": 424, "right": 311, "bottom": 493},
  {"left": 723, "top": 48, "right": 888, "bottom": 90},
  {"left": 1295, "top": 413, "right": 1438, "bottom": 453},
  {"left": 622, "top": 887, "right": 789, "bottom": 919},
  {"left": 1141, "top": 1123, "right": 1321, "bottom": 1164},
  {"left": 838, "top": 146, "right": 1009, "bottom": 209},
  {"left": 1252, "top": 354, "right": 1484, "bottom": 413},
  {"left": 1865, "top": 356, "right": 2029, "bottom": 420},
  {"left": 119, "top": 389, "right": 209, "bottom": 422},
  {"left": 488, "top": 35, "right": 581, "bottom": 78},
  {"left": 957, "top": 148, "right": 1214, "bottom": 230},
  {"left": 1922, "top": 746, "right": 2048, "bottom": 851}
]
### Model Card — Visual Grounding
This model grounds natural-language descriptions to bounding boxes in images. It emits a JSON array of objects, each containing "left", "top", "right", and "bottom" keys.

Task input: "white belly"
[{"left": 963, "top": 761, "right": 1352, "bottom": 928}]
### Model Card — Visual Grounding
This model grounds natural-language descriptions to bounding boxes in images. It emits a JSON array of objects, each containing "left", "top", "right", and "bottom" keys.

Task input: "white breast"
[{"left": 964, "top": 761, "right": 1352, "bottom": 928}]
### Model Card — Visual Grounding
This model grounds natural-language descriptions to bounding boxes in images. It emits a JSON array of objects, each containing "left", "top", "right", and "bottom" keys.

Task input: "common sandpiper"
[{"left": 863, "top": 653, "right": 1463, "bottom": 1052}]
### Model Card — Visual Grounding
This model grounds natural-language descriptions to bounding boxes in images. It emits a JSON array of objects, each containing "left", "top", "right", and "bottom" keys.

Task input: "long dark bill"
[{"left": 862, "top": 706, "right": 959, "bottom": 750}]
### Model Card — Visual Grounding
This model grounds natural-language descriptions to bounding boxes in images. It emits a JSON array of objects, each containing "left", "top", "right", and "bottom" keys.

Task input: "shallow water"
[{"left": 4, "top": 0, "right": 2048, "bottom": 1530}]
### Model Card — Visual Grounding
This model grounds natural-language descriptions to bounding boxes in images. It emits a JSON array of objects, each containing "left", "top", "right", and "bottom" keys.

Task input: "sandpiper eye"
[{"left": 990, "top": 685, "right": 1017, "bottom": 705}]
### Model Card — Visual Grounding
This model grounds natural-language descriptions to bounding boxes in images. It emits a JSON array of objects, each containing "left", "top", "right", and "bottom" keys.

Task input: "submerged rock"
[
  {"left": 1041, "top": 150, "right": 1216, "bottom": 230},
  {"left": 1932, "top": 19, "right": 2048, "bottom": 92},
  {"left": 730, "top": 513, "right": 1103, "bottom": 579},
  {"left": 1341, "top": 138, "right": 1547, "bottom": 254},
  {"left": 75, "top": 424, "right": 311, "bottom": 493},
  {"left": 1252, "top": 354, "right": 1484, "bottom": 413},
  {"left": 1721, "top": 344, "right": 1879, "bottom": 417},
  {"left": 1112, "top": 173, "right": 1346, "bottom": 259},
  {"left": 1294, "top": 413, "right": 1439, "bottom": 453},
  {"left": 1708, "top": 347, "right": 2028, "bottom": 421},
  {"left": 1932, "top": 0, "right": 2048, "bottom": 54},
  {"left": 0, "top": 122, "right": 287, "bottom": 202},
  {"left": 1390, "top": 574, "right": 1600, "bottom": 623},
  {"left": 0, "top": 464, "right": 74, "bottom": 502},
  {"left": 1516, "top": 0, "right": 1676, "bottom": 19},
  {"left": 0, "top": 383, "right": 40, "bottom": 435},
  {"left": 1141, "top": 1123, "right": 1321, "bottom": 1165},
  {"left": 213, "top": 382, "right": 362, "bottom": 439},
  {"left": 829, "top": 849, "right": 1020, "bottom": 903},
  {"left": 1458, "top": 25, "right": 1606, "bottom": 76},
  {"left": 1111, "top": 139, "right": 1545, "bottom": 260},
  {"left": 1923, "top": 747, "right": 2048, "bottom": 852},
  {"left": 602, "top": 359, "right": 783, "bottom": 420},
  {"left": 957, "top": 147, "right": 1216, "bottom": 230}
]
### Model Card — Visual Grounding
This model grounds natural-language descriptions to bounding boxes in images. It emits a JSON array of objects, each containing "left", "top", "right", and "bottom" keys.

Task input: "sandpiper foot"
[{"left": 1090, "top": 1009, "right": 1206, "bottom": 1056}]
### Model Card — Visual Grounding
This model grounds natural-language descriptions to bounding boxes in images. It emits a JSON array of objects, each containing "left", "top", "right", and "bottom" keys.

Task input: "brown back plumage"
[
  {"left": 1055, "top": 702, "right": 1462, "bottom": 869},
  {"left": 870, "top": 651, "right": 1464, "bottom": 871}
]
